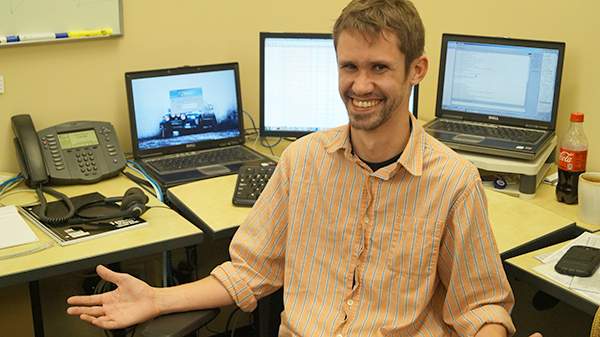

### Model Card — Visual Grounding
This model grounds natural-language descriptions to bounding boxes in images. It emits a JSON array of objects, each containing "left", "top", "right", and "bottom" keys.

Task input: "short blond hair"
[{"left": 333, "top": 0, "right": 425, "bottom": 73}]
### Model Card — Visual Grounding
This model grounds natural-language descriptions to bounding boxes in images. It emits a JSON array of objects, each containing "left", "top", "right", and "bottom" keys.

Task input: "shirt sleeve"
[
  {"left": 438, "top": 179, "right": 516, "bottom": 337},
  {"left": 211, "top": 157, "right": 290, "bottom": 312}
]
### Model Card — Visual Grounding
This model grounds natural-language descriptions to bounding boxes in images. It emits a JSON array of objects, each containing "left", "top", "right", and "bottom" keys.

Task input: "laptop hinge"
[
  {"left": 525, "top": 124, "right": 549, "bottom": 130},
  {"left": 140, "top": 153, "right": 163, "bottom": 159},
  {"left": 441, "top": 114, "right": 463, "bottom": 120}
]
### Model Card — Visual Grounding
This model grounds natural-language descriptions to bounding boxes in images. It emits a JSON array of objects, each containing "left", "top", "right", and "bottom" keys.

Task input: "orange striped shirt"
[{"left": 212, "top": 115, "right": 515, "bottom": 336}]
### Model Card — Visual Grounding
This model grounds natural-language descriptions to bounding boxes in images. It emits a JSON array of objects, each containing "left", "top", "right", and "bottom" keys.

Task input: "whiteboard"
[{"left": 0, "top": 0, "right": 123, "bottom": 42}]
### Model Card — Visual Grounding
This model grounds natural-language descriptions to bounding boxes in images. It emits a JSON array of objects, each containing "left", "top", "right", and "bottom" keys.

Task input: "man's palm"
[{"left": 67, "top": 265, "right": 160, "bottom": 330}]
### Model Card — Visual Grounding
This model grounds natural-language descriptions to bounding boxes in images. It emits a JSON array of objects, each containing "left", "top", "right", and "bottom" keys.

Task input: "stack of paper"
[{"left": 0, "top": 205, "right": 39, "bottom": 249}]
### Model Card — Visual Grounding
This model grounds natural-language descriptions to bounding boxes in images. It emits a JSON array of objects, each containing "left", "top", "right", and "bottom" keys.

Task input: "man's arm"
[
  {"left": 67, "top": 265, "right": 234, "bottom": 330},
  {"left": 475, "top": 324, "right": 507, "bottom": 337},
  {"left": 439, "top": 179, "right": 516, "bottom": 336}
]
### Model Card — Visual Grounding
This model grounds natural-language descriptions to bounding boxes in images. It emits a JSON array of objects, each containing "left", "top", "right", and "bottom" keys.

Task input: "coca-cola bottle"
[{"left": 556, "top": 112, "right": 588, "bottom": 204}]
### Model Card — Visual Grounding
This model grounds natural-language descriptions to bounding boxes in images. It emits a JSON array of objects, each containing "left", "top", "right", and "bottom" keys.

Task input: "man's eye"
[{"left": 374, "top": 65, "right": 388, "bottom": 71}]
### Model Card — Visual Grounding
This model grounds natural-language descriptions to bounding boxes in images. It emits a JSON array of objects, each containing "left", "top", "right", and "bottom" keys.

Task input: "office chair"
[
  {"left": 142, "top": 308, "right": 220, "bottom": 337},
  {"left": 141, "top": 289, "right": 283, "bottom": 337}
]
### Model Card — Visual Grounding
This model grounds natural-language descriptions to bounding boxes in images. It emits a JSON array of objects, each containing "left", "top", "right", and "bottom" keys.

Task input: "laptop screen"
[
  {"left": 436, "top": 34, "right": 565, "bottom": 130},
  {"left": 125, "top": 63, "right": 245, "bottom": 157}
]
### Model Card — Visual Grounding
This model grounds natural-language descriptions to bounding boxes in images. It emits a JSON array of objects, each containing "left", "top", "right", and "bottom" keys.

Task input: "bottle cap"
[{"left": 570, "top": 112, "right": 584, "bottom": 122}]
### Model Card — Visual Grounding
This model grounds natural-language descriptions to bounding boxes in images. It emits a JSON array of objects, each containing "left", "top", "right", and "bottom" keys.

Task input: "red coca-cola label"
[{"left": 558, "top": 148, "right": 587, "bottom": 172}]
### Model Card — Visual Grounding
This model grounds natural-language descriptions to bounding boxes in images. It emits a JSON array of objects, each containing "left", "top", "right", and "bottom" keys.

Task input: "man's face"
[{"left": 337, "top": 30, "right": 412, "bottom": 131}]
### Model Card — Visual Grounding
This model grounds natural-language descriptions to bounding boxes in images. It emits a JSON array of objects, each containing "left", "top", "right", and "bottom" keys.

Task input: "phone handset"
[
  {"left": 10, "top": 114, "right": 127, "bottom": 225},
  {"left": 11, "top": 114, "right": 50, "bottom": 188}
]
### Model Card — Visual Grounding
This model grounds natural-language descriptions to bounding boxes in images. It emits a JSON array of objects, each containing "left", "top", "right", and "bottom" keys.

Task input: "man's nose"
[{"left": 352, "top": 71, "right": 375, "bottom": 96}]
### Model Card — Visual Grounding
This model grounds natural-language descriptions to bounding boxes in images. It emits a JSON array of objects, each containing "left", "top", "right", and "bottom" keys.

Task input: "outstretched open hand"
[{"left": 67, "top": 265, "right": 160, "bottom": 330}]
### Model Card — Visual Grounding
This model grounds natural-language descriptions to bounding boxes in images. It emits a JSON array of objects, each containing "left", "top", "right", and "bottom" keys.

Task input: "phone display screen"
[{"left": 57, "top": 129, "right": 99, "bottom": 149}]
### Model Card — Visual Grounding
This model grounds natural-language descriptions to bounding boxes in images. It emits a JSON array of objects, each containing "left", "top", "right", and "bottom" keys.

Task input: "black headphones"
[{"left": 67, "top": 187, "right": 150, "bottom": 225}]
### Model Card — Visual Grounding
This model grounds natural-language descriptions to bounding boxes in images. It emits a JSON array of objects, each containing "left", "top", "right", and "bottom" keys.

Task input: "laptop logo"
[
  {"left": 488, "top": 116, "right": 499, "bottom": 121},
  {"left": 186, "top": 144, "right": 196, "bottom": 148}
]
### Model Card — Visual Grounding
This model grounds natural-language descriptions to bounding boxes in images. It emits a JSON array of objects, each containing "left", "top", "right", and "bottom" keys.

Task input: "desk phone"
[{"left": 11, "top": 114, "right": 126, "bottom": 187}]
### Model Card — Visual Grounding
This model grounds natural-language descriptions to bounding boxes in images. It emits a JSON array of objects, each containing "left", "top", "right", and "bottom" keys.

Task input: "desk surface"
[
  {"left": 504, "top": 239, "right": 599, "bottom": 316},
  {"left": 168, "top": 174, "right": 249, "bottom": 240},
  {"left": 485, "top": 189, "right": 579, "bottom": 258},
  {"left": 0, "top": 171, "right": 203, "bottom": 288},
  {"left": 526, "top": 177, "right": 600, "bottom": 232},
  {"left": 484, "top": 164, "right": 600, "bottom": 233}
]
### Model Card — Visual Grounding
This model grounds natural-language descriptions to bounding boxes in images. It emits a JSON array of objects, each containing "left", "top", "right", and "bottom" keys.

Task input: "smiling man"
[{"left": 68, "top": 1, "right": 522, "bottom": 336}]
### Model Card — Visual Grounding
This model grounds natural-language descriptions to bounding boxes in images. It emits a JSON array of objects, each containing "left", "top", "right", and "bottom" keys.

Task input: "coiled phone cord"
[{"left": 35, "top": 186, "right": 75, "bottom": 225}]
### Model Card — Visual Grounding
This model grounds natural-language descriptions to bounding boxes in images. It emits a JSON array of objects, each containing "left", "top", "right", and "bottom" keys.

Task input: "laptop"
[
  {"left": 125, "top": 62, "right": 275, "bottom": 188},
  {"left": 424, "top": 34, "right": 565, "bottom": 160}
]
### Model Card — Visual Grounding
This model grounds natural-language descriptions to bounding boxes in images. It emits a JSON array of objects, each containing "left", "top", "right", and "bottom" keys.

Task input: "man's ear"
[{"left": 409, "top": 55, "right": 428, "bottom": 86}]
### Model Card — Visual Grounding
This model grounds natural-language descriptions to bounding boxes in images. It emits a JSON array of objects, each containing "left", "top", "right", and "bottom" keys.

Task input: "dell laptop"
[
  {"left": 125, "top": 62, "right": 275, "bottom": 188},
  {"left": 424, "top": 34, "right": 565, "bottom": 160}
]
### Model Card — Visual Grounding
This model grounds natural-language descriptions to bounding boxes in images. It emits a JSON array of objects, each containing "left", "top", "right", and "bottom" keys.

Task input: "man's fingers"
[
  {"left": 79, "top": 314, "right": 119, "bottom": 330},
  {"left": 96, "top": 264, "right": 125, "bottom": 284},
  {"left": 67, "top": 305, "right": 105, "bottom": 317},
  {"left": 67, "top": 293, "right": 105, "bottom": 306}
]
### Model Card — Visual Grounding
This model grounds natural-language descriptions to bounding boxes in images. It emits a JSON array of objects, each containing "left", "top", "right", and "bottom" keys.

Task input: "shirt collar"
[{"left": 323, "top": 113, "right": 425, "bottom": 177}]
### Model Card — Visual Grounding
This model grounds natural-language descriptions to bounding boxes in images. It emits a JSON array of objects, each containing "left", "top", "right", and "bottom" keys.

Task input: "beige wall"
[
  {"left": 1, "top": 1, "right": 599, "bottom": 335},
  {"left": 1, "top": 0, "right": 599, "bottom": 173}
]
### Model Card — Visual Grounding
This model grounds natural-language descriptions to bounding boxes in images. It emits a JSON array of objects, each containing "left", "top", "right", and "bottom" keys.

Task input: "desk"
[
  {"left": 167, "top": 141, "right": 292, "bottom": 241},
  {"left": 168, "top": 174, "right": 248, "bottom": 240},
  {"left": 485, "top": 189, "right": 584, "bottom": 259},
  {"left": 0, "top": 171, "right": 204, "bottom": 336},
  {"left": 504, "top": 239, "right": 600, "bottom": 316},
  {"left": 484, "top": 164, "right": 600, "bottom": 233}
]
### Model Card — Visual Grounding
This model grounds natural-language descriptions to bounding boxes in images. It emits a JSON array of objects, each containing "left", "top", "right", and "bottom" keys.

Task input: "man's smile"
[{"left": 352, "top": 98, "right": 381, "bottom": 108}]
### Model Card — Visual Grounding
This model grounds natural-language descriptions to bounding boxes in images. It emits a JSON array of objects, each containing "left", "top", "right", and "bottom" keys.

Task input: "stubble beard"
[{"left": 344, "top": 91, "right": 401, "bottom": 131}]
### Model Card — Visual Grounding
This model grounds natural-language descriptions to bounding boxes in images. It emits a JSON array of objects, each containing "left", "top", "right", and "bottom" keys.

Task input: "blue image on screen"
[{"left": 131, "top": 69, "right": 240, "bottom": 150}]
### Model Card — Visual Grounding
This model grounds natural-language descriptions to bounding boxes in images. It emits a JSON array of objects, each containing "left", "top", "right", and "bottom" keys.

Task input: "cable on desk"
[
  {"left": 0, "top": 173, "right": 22, "bottom": 188},
  {"left": 126, "top": 160, "right": 163, "bottom": 202},
  {"left": 122, "top": 171, "right": 153, "bottom": 189},
  {"left": 0, "top": 241, "right": 54, "bottom": 260},
  {"left": 0, "top": 174, "right": 41, "bottom": 207}
]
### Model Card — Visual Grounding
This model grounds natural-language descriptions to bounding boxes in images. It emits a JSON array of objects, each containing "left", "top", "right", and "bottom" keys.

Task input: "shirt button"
[
  {"left": 347, "top": 299, "right": 354, "bottom": 306},
  {"left": 370, "top": 177, "right": 375, "bottom": 182},
  {"left": 337, "top": 335, "right": 343, "bottom": 337},
  {"left": 363, "top": 217, "right": 369, "bottom": 223}
]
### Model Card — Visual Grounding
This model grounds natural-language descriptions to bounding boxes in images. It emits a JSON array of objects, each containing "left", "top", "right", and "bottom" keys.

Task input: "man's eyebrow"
[{"left": 337, "top": 59, "right": 355, "bottom": 67}]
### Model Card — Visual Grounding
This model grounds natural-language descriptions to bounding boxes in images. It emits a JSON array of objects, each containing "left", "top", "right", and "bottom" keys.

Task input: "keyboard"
[
  {"left": 428, "top": 120, "right": 544, "bottom": 143},
  {"left": 232, "top": 165, "right": 276, "bottom": 207},
  {"left": 146, "top": 146, "right": 263, "bottom": 173}
]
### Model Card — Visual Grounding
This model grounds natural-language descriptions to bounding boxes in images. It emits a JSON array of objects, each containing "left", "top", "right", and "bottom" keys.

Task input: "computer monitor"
[{"left": 259, "top": 32, "right": 419, "bottom": 139}]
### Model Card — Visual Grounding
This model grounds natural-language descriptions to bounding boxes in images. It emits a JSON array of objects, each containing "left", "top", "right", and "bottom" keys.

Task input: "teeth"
[{"left": 353, "top": 99, "right": 378, "bottom": 108}]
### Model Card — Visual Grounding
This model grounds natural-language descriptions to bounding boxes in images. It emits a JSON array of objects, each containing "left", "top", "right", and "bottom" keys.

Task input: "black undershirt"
[{"left": 360, "top": 152, "right": 402, "bottom": 172}]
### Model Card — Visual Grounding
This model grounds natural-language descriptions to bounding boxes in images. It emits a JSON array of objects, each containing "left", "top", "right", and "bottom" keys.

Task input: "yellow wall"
[
  {"left": 1, "top": 1, "right": 599, "bottom": 335},
  {"left": 1, "top": 0, "right": 599, "bottom": 173}
]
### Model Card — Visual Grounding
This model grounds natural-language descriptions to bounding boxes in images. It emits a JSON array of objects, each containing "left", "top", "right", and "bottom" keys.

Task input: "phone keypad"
[{"left": 75, "top": 148, "right": 99, "bottom": 173}]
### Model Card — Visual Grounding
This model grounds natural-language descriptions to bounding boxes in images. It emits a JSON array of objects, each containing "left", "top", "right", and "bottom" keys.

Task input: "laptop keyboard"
[
  {"left": 429, "top": 120, "right": 544, "bottom": 143},
  {"left": 232, "top": 165, "right": 276, "bottom": 207},
  {"left": 146, "top": 146, "right": 263, "bottom": 172}
]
